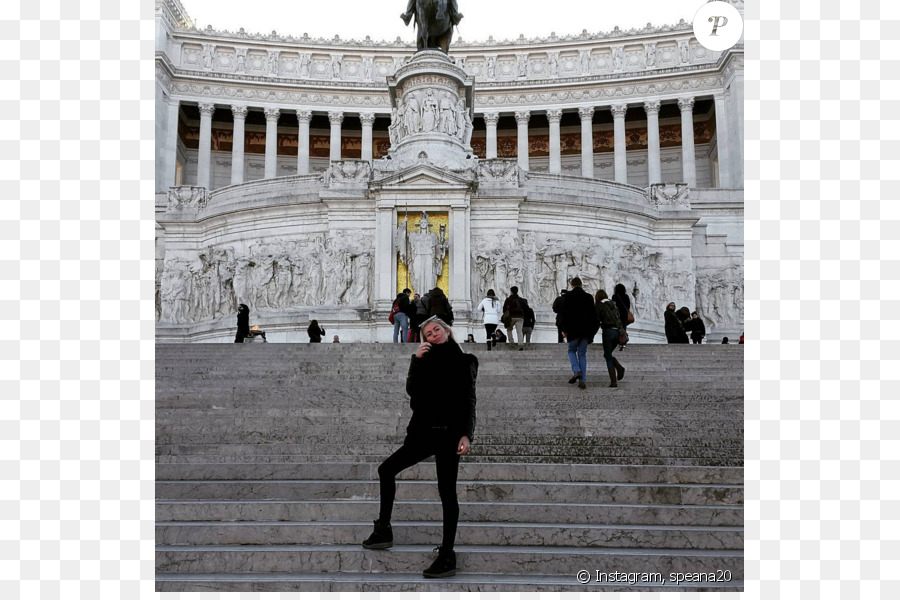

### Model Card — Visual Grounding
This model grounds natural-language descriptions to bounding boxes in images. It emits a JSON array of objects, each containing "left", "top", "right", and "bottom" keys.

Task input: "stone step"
[
  {"left": 157, "top": 455, "right": 745, "bottom": 466},
  {"left": 155, "top": 480, "right": 743, "bottom": 505},
  {"left": 155, "top": 462, "right": 745, "bottom": 484},
  {"left": 155, "top": 544, "right": 745, "bottom": 578},
  {"left": 155, "top": 570, "right": 744, "bottom": 592},
  {"left": 157, "top": 498, "right": 744, "bottom": 526},
  {"left": 155, "top": 520, "right": 744, "bottom": 550}
]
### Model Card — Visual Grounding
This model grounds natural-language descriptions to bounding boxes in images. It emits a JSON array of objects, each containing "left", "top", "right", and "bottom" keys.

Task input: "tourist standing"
[
  {"left": 502, "top": 286, "right": 528, "bottom": 345},
  {"left": 234, "top": 304, "right": 250, "bottom": 343},
  {"left": 424, "top": 287, "right": 454, "bottom": 325},
  {"left": 393, "top": 289, "right": 412, "bottom": 344},
  {"left": 522, "top": 302, "right": 536, "bottom": 344},
  {"left": 664, "top": 302, "right": 689, "bottom": 344},
  {"left": 307, "top": 320, "right": 326, "bottom": 343},
  {"left": 689, "top": 311, "right": 706, "bottom": 344},
  {"left": 612, "top": 283, "right": 632, "bottom": 350},
  {"left": 552, "top": 289, "right": 567, "bottom": 343},
  {"left": 412, "top": 292, "right": 426, "bottom": 342},
  {"left": 559, "top": 277, "right": 600, "bottom": 389},
  {"left": 476, "top": 288, "right": 502, "bottom": 351},
  {"left": 362, "top": 316, "right": 478, "bottom": 579},
  {"left": 595, "top": 290, "right": 626, "bottom": 388}
]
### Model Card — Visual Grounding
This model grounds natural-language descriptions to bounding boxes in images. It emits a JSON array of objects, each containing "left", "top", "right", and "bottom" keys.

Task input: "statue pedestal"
[{"left": 385, "top": 50, "right": 475, "bottom": 172}]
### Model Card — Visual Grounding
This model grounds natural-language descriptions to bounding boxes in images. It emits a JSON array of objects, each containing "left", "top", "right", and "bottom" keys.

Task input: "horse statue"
[{"left": 400, "top": 0, "right": 463, "bottom": 54}]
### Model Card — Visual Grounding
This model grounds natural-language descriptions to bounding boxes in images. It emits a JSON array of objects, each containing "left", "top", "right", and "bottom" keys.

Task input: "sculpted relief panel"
[
  {"left": 470, "top": 233, "right": 736, "bottom": 325},
  {"left": 158, "top": 234, "right": 374, "bottom": 324}
]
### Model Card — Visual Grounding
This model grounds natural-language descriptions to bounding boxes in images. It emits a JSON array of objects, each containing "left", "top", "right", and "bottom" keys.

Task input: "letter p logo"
[
  {"left": 708, "top": 16, "right": 728, "bottom": 36},
  {"left": 694, "top": 2, "right": 743, "bottom": 51}
]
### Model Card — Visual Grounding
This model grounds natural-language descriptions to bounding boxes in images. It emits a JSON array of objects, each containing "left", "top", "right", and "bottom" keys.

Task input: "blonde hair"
[{"left": 419, "top": 316, "right": 455, "bottom": 341}]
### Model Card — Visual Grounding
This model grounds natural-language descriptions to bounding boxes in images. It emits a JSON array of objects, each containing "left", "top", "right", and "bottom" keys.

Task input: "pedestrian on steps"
[
  {"left": 362, "top": 316, "right": 478, "bottom": 579},
  {"left": 234, "top": 304, "right": 250, "bottom": 343},
  {"left": 559, "top": 277, "right": 600, "bottom": 389},
  {"left": 307, "top": 320, "right": 325, "bottom": 343},
  {"left": 595, "top": 290, "right": 626, "bottom": 388},
  {"left": 476, "top": 288, "right": 502, "bottom": 351}
]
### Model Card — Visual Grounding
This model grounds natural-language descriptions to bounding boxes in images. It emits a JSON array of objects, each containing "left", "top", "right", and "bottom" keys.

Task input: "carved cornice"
[{"left": 175, "top": 19, "right": 695, "bottom": 49}]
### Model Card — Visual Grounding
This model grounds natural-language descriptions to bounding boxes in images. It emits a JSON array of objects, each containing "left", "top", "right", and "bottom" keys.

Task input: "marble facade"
[{"left": 155, "top": 0, "right": 744, "bottom": 342}]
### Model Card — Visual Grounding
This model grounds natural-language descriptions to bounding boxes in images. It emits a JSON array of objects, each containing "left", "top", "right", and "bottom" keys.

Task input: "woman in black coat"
[
  {"left": 234, "top": 304, "right": 250, "bottom": 343},
  {"left": 362, "top": 315, "right": 478, "bottom": 579},
  {"left": 307, "top": 320, "right": 325, "bottom": 343},
  {"left": 612, "top": 283, "right": 632, "bottom": 350},
  {"left": 664, "top": 302, "right": 689, "bottom": 344}
]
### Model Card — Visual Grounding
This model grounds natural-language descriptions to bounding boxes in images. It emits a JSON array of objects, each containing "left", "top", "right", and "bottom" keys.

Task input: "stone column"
[
  {"left": 230, "top": 105, "right": 247, "bottom": 185},
  {"left": 547, "top": 109, "right": 562, "bottom": 175},
  {"left": 263, "top": 107, "right": 280, "bottom": 179},
  {"left": 360, "top": 112, "right": 376, "bottom": 162},
  {"left": 484, "top": 112, "right": 499, "bottom": 159},
  {"left": 515, "top": 110, "right": 530, "bottom": 171},
  {"left": 162, "top": 97, "right": 180, "bottom": 189},
  {"left": 449, "top": 203, "right": 469, "bottom": 308},
  {"left": 644, "top": 100, "right": 662, "bottom": 185},
  {"left": 678, "top": 97, "right": 696, "bottom": 187},
  {"left": 197, "top": 102, "right": 215, "bottom": 189},
  {"left": 578, "top": 106, "right": 594, "bottom": 178},
  {"left": 730, "top": 77, "right": 744, "bottom": 184},
  {"left": 714, "top": 92, "right": 733, "bottom": 188},
  {"left": 374, "top": 205, "right": 396, "bottom": 307},
  {"left": 328, "top": 111, "right": 344, "bottom": 162},
  {"left": 296, "top": 111, "right": 312, "bottom": 175},
  {"left": 611, "top": 103, "right": 628, "bottom": 184}
]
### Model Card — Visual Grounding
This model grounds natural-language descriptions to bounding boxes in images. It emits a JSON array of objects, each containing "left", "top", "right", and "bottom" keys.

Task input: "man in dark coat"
[
  {"left": 552, "top": 289, "right": 567, "bottom": 343},
  {"left": 559, "top": 277, "right": 600, "bottom": 389},
  {"left": 690, "top": 311, "right": 706, "bottom": 344}
]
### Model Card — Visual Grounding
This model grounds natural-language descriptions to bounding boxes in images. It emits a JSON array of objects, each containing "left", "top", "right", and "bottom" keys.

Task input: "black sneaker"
[
  {"left": 568, "top": 371, "right": 582, "bottom": 384},
  {"left": 362, "top": 519, "right": 393, "bottom": 549},
  {"left": 423, "top": 546, "right": 457, "bottom": 578}
]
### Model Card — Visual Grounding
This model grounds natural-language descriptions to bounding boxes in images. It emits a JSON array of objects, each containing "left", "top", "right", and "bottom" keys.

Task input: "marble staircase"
[{"left": 156, "top": 342, "right": 744, "bottom": 591}]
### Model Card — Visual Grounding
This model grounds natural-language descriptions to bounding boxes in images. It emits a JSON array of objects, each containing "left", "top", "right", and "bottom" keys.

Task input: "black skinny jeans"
[{"left": 377, "top": 429, "right": 461, "bottom": 550}]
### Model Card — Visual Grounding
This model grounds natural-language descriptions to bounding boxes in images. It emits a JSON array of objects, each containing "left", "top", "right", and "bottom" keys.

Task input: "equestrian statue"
[{"left": 401, "top": 0, "right": 463, "bottom": 54}]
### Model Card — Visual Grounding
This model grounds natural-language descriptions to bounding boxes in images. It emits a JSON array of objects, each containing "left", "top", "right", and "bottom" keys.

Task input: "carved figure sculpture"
[
  {"left": 486, "top": 56, "right": 496, "bottom": 78},
  {"left": 422, "top": 89, "right": 438, "bottom": 132},
  {"left": 439, "top": 92, "right": 457, "bottom": 136},
  {"left": 549, "top": 52, "right": 559, "bottom": 77},
  {"left": 679, "top": 40, "right": 690, "bottom": 64},
  {"left": 405, "top": 93, "right": 421, "bottom": 134},
  {"left": 332, "top": 55, "right": 342, "bottom": 78},
  {"left": 363, "top": 56, "right": 374, "bottom": 80},
  {"left": 517, "top": 54, "right": 528, "bottom": 77},
  {"left": 645, "top": 43, "right": 656, "bottom": 68},
  {"left": 400, "top": 0, "right": 463, "bottom": 53},
  {"left": 614, "top": 47, "right": 625, "bottom": 71},
  {"left": 396, "top": 212, "right": 448, "bottom": 295},
  {"left": 299, "top": 53, "right": 310, "bottom": 76}
]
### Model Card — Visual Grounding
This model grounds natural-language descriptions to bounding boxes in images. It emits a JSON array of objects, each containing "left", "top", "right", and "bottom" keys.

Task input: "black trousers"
[
  {"left": 377, "top": 430, "right": 461, "bottom": 550},
  {"left": 483, "top": 323, "right": 498, "bottom": 343}
]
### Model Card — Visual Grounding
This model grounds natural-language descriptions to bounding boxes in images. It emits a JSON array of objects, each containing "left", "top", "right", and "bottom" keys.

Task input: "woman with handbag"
[
  {"left": 612, "top": 283, "right": 633, "bottom": 350},
  {"left": 595, "top": 290, "right": 626, "bottom": 388}
]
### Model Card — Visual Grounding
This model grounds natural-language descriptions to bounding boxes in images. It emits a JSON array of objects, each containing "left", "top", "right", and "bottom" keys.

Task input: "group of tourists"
[
  {"left": 664, "top": 302, "right": 707, "bottom": 344},
  {"left": 391, "top": 287, "right": 454, "bottom": 343}
]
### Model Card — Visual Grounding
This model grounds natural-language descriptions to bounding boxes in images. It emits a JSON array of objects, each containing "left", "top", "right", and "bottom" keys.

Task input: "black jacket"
[
  {"left": 559, "top": 286, "right": 599, "bottom": 341},
  {"left": 424, "top": 290, "right": 454, "bottom": 325},
  {"left": 612, "top": 292, "right": 631, "bottom": 327},
  {"left": 503, "top": 294, "right": 527, "bottom": 318},
  {"left": 307, "top": 324, "right": 325, "bottom": 342},
  {"left": 596, "top": 299, "right": 622, "bottom": 330},
  {"left": 405, "top": 338, "right": 478, "bottom": 441},
  {"left": 523, "top": 305, "right": 536, "bottom": 329},
  {"left": 236, "top": 307, "right": 250, "bottom": 335},
  {"left": 552, "top": 293, "right": 566, "bottom": 327},
  {"left": 664, "top": 308, "right": 689, "bottom": 343}
]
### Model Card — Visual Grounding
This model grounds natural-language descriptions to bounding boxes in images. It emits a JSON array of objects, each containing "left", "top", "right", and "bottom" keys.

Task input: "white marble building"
[{"left": 155, "top": 0, "right": 744, "bottom": 343}]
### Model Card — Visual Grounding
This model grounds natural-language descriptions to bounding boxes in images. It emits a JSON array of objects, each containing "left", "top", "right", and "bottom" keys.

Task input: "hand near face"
[{"left": 416, "top": 342, "right": 432, "bottom": 358}]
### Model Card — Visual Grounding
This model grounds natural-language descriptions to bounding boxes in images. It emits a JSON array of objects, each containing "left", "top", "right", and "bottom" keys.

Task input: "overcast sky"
[{"left": 180, "top": 0, "right": 707, "bottom": 43}]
